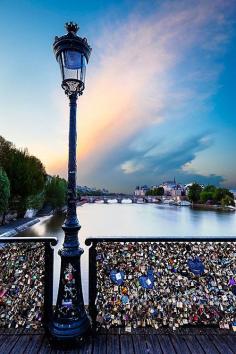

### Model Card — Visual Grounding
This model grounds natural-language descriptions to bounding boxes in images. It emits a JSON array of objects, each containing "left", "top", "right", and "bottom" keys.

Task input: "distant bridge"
[{"left": 80, "top": 195, "right": 162, "bottom": 204}]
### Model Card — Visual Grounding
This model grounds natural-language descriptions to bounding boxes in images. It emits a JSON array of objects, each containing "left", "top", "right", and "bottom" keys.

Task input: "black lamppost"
[{"left": 50, "top": 22, "right": 92, "bottom": 341}]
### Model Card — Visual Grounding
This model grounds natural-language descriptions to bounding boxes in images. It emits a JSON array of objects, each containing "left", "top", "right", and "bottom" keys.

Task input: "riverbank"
[
  {"left": 192, "top": 204, "right": 235, "bottom": 212},
  {"left": 0, "top": 218, "right": 40, "bottom": 238},
  {"left": 0, "top": 203, "right": 69, "bottom": 238}
]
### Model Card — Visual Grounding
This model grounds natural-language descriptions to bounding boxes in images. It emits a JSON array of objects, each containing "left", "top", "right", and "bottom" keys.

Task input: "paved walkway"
[
  {"left": 0, "top": 218, "right": 39, "bottom": 237},
  {"left": 0, "top": 328, "right": 235, "bottom": 354}
]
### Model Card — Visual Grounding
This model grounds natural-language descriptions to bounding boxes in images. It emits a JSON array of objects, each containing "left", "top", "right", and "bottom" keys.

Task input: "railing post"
[
  {"left": 86, "top": 240, "right": 98, "bottom": 330},
  {"left": 44, "top": 241, "right": 54, "bottom": 333},
  {"left": 90, "top": 242, "right": 98, "bottom": 329}
]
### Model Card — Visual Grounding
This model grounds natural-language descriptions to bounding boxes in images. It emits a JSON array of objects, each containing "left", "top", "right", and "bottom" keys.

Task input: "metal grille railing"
[
  {"left": 0, "top": 237, "right": 57, "bottom": 331},
  {"left": 86, "top": 237, "right": 236, "bottom": 332}
]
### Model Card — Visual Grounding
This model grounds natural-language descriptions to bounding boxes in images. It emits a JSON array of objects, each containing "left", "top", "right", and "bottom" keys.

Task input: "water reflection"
[{"left": 17, "top": 204, "right": 236, "bottom": 304}]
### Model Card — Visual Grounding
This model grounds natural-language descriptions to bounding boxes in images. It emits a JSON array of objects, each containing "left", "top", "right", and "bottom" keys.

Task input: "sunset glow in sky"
[{"left": 0, "top": 0, "right": 236, "bottom": 192}]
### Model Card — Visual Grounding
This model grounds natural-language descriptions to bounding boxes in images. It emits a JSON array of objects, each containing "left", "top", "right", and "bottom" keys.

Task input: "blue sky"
[{"left": 0, "top": 0, "right": 236, "bottom": 192}]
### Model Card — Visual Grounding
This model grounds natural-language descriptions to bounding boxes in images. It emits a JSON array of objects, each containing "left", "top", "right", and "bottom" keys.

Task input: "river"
[{"left": 17, "top": 203, "right": 236, "bottom": 303}]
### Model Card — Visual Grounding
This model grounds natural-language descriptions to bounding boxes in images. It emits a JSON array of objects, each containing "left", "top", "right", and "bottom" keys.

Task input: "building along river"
[{"left": 16, "top": 203, "right": 236, "bottom": 304}]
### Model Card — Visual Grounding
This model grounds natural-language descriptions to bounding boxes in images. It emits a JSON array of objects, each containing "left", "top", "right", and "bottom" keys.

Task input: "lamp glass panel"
[
  {"left": 57, "top": 50, "right": 87, "bottom": 85},
  {"left": 64, "top": 50, "right": 83, "bottom": 70},
  {"left": 58, "top": 54, "right": 65, "bottom": 80}
]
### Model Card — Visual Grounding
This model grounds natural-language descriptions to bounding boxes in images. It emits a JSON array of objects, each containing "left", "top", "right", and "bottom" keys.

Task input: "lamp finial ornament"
[{"left": 65, "top": 22, "right": 79, "bottom": 34}]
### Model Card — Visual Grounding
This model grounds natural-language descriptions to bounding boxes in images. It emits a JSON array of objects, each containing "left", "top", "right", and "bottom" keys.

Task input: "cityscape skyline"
[{"left": 0, "top": 0, "right": 236, "bottom": 193}]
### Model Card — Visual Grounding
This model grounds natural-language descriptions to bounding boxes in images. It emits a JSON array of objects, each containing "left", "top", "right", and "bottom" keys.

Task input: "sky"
[{"left": 0, "top": 0, "right": 236, "bottom": 193}]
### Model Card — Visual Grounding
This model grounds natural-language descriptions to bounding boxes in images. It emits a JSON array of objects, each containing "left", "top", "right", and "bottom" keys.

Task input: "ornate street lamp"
[{"left": 50, "top": 22, "right": 92, "bottom": 341}]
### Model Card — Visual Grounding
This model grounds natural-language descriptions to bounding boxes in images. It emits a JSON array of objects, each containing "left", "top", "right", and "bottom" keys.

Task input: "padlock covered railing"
[
  {"left": 85, "top": 237, "right": 236, "bottom": 332},
  {"left": 0, "top": 237, "right": 57, "bottom": 331}
]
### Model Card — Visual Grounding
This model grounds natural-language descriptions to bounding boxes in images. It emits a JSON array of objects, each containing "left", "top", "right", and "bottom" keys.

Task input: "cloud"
[
  {"left": 120, "top": 133, "right": 213, "bottom": 175},
  {"left": 79, "top": 131, "right": 224, "bottom": 192},
  {"left": 52, "top": 0, "right": 235, "bottom": 190},
  {"left": 121, "top": 160, "right": 144, "bottom": 174}
]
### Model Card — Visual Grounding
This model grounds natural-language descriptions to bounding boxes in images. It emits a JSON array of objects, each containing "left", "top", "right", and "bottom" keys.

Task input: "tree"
[
  {"left": 221, "top": 195, "right": 235, "bottom": 207},
  {"left": 203, "top": 185, "right": 216, "bottom": 193},
  {"left": 0, "top": 137, "right": 47, "bottom": 217},
  {"left": 198, "top": 186, "right": 234, "bottom": 205},
  {"left": 0, "top": 168, "right": 10, "bottom": 224},
  {"left": 5, "top": 149, "right": 46, "bottom": 217},
  {"left": 213, "top": 188, "right": 234, "bottom": 204},
  {"left": 28, "top": 192, "right": 45, "bottom": 210},
  {"left": 1, "top": 136, "right": 68, "bottom": 217},
  {"left": 187, "top": 183, "right": 202, "bottom": 203},
  {"left": 199, "top": 185, "right": 217, "bottom": 204},
  {"left": 200, "top": 191, "right": 214, "bottom": 204},
  {"left": 45, "top": 176, "right": 67, "bottom": 210},
  {"left": 0, "top": 136, "right": 15, "bottom": 167}
]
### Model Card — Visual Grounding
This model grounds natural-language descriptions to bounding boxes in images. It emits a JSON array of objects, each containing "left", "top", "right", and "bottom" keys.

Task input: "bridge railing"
[
  {"left": 85, "top": 237, "right": 236, "bottom": 332},
  {"left": 0, "top": 237, "right": 57, "bottom": 331}
]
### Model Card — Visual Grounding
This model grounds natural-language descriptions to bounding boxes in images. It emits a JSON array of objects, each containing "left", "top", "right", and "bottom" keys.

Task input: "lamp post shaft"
[
  {"left": 65, "top": 93, "right": 80, "bottom": 230},
  {"left": 50, "top": 92, "right": 91, "bottom": 341}
]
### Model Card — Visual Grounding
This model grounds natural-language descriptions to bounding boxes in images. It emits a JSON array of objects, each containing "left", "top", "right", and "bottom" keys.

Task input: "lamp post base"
[
  {"left": 49, "top": 315, "right": 91, "bottom": 341},
  {"left": 50, "top": 238, "right": 91, "bottom": 342}
]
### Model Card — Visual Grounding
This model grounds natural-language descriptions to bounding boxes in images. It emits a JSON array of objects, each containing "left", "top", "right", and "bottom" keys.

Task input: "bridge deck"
[{"left": 0, "top": 328, "right": 235, "bottom": 354}]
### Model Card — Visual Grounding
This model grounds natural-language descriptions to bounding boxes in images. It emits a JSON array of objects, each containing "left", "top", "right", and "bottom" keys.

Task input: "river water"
[{"left": 17, "top": 203, "right": 236, "bottom": 303}]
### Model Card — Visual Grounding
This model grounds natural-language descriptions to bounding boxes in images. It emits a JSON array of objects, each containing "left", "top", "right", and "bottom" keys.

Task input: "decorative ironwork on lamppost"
[{"left": 50, "top": 22, "right": 92, "bottom": 341}]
